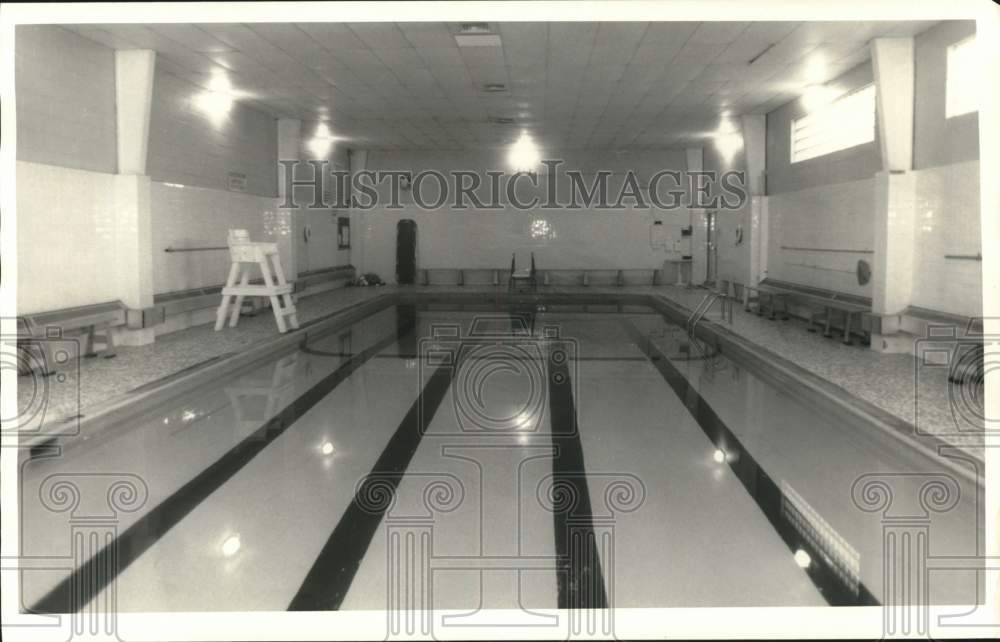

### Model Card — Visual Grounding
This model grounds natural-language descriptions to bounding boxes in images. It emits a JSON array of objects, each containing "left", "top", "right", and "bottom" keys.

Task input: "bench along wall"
[
  {"left": 761, "top": 21, "right": 981, "bottom": 318},
  {"left": 358, "top": 149, "right": 693, "bottom": 282}
]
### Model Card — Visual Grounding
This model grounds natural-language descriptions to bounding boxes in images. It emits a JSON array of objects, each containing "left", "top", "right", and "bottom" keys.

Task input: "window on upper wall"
[
  {"left": 946, "top": 35, "right": 978, "bottom": 118},
  {"left": 790, "top": 84, "right": 876, "bottom": 164}
]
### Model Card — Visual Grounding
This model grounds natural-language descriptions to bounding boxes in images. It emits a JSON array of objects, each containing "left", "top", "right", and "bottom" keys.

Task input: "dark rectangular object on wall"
[
  {"left": 396, "top": 219, "right": 417, "bottom": 285},
  {"left": 337, "top": 217, "right": 351, "bottom": 249}
]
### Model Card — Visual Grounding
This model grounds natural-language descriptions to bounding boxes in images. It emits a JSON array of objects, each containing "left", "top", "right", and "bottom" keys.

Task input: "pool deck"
[{"left": 16, "top": 284, "right": 984, "bottom": 459}]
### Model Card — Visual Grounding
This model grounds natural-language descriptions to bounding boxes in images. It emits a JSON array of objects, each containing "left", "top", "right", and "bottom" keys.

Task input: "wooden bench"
[
  {"left": 744, "top": 278, "right": 871, "bottom": 345},
  {"left": 17, "top": 301, "right": 126, "bottom": 375},
  {"left": 420, "top": 268, "right": 503, "bottom": 286},
  {"left": 417, "top": 267, "right": 665, "bottom": 288},
  {"left": 542, "top": 268, "right": 662, "bottom": 287}
]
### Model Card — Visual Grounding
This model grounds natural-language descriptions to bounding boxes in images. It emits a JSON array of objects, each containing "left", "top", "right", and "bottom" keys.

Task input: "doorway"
[
  {"left": 396, "top": 219, "right": 417, "bottom": 284},
  {"left": 705, "top": 210, "right": 717, "bottom": 285}
]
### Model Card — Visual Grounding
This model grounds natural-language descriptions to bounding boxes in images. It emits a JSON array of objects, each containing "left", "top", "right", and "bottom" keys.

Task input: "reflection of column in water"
[
  {"left": 225, "top": 353, "right": 301, "bottom": 437},
  {"left": 397, "top": 305, "right": 417, "bottom": 358}
]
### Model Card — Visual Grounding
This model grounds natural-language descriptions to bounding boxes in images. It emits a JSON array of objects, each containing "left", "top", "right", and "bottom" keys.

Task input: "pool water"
[{"left": 18, "top": 303, "right": 982, "bottom": 613}]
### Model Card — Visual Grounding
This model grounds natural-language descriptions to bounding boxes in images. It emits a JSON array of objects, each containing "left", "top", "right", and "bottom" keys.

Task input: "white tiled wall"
[
  {"left": 151, "top": 181, "right": 277, "bottom": 294},
  {"left": 360, "top": 149, "right": 692, "bottom": 282},
  {"left": 147, "top": 68, "right": 277, "bottom": 197},
  {"left": 359, "top": 205, "right": 690, "bottom": 282},
  {"left": 910, "top": 160, "right": 982, "bottom": 317},
  {"left": 16, "top": 161, "right": 120, "bottom": 313},
  {"left": 15, "top": 26, "right": 117, "bottom": 173},
  {"left": 766, "top": 178, "right": 876, "bottom": 295}
]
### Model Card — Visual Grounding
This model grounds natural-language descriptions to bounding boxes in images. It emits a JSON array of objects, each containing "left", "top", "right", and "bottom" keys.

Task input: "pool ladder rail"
[{"left": 686, "top": 291, "right": 734, "bottom": 335}]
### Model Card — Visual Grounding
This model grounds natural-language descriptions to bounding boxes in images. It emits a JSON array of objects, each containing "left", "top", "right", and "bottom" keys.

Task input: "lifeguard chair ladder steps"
[{"left": 215, "top": 229, "right": 299, "bottom": 333}]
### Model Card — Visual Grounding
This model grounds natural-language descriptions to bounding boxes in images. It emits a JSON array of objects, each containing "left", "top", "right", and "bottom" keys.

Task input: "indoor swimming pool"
[{"left": 18, "top": 297, "right": 983, "bottom": 613}]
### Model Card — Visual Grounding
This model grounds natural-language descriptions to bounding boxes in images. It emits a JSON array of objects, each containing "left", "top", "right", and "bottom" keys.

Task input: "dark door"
[{"left": 396, "top": 219, "right": 417, "bottom": 284}]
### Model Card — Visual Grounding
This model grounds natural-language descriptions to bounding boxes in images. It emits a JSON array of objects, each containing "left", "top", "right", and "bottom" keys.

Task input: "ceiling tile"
[
  {"left": 349, "top": 23, "right": 411, "bottom": 49},
  {"left": 689, "top": 22, "right": 749, "bottom": 44}
]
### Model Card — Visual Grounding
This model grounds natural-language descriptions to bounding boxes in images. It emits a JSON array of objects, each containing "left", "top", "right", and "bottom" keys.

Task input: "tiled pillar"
[
  {"left": 871, "top": 38, "right": 915, "bottom": 173},
  {"left": 741, "top": 115, "right": 767, "bottom": 287},
  {"left": 872, "top": 171, "right": 917, "bottom": 316},
  {"left": 685, "top": 147, "right": 704, "bottom": 284},
  {"left": 869, "top": 38, "right": 917, "bottom": 352},
  {"left": 272, "top": 118, "right": 301, "bottom": 280},
  {"left": 113, "top": 50, "right": 156, "bottom": 346},
  {"left": 349, "top": 148, "right": 369, "bottom": 274}
]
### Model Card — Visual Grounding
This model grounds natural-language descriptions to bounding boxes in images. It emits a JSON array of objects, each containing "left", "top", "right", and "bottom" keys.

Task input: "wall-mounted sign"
[{"left": 227, "top": 172, "right": 247, "bottom": 192}]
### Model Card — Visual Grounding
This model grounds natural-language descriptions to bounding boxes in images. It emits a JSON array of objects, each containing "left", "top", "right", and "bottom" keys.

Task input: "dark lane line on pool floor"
[
  {"left": 27, "top": 318, "right": 417, "bottom": 615},
  {"left": 287, "top": 357, "right": 455, "bottom": 611},
  {"left": 620, "top": 320, "right": 879, "bottom": 607},
  {"left": 545, "top": 339, "right": 609, "bottom": 610}
]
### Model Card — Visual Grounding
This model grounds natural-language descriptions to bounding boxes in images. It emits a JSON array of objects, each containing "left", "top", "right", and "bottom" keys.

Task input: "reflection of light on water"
[
  {"left": 181, "top": 409, "right": 197, "bottom": 423},
  {"left": 794, "top": 549, "right": 811, "bottom": 568},
  {"left": 221, "top": 534, "right": 241, "bottom": 557},
  {"left": 712, "top": 448, "right": 726, "bottom": 464},
  {"left": 530, "top": 219, "right": 553, "bottom": 239},
  {"left": 320, "top": 441, "right": 335, "bottom": 456}
]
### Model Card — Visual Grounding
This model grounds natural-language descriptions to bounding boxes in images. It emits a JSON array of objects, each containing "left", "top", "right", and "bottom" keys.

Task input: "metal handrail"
[
  {"left": 686, "top": 291, "right": 734, "bottom": 335},
  {"left": 164, "top": 246, "right": 228, "bottom": 253},
  {"left": 686, "top": 294, "right": 717, "bottom": 334}
]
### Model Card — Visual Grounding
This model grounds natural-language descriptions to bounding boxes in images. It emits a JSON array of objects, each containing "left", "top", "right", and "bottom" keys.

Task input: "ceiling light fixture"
[
  {"left": 713, "top": 116, "right": 743, "bottom": 165},
  {"left": 508, "top": 131, "right": 540, "bottom": 173},
  {"left": 193, "top": 69, "right": 238, "bottom": 127},
  {"left": 307, "top": 121, "right": 336, "bottom": 158}
]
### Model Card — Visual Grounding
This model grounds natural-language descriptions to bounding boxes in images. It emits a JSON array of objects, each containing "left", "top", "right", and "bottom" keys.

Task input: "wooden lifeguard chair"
[{"left": 215, "top": 229, "right": 299, "bottom": 333}]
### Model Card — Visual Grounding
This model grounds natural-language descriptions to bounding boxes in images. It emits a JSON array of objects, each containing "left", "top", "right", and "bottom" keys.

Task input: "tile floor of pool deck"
[{"left": 16, "top": 284, "right": 983, "bottom": 458}]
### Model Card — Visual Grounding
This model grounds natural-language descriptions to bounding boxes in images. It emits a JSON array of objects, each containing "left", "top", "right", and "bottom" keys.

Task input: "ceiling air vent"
[
  {"left": 482, "top": 83, "right": 508, "bottom": 93},
  {"left": 458, "top": 23, "right": 492, "bottom": 34},
  {"left": 456, "top": 33, "right": 503, "bottom": 47}
]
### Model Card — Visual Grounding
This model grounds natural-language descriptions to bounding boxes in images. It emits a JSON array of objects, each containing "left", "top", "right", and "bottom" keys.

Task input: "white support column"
[
  {"left": 272, "top": 118, "right": 301, "bottom": 281},
  {"left": 741, "top": 114, "right": 767, "bottom": 287},
  {"left": 872, "top": 171, "right": 916, "bottom": 316},
  {"left": 685, "top": 147, "right": 705, "bottom": 284},
  {"left": 348, "top": 148, "right": 369, "bottom": 274},
  {"left": 113, "top": 50, "right": 156, "bottom": 345},
  {"left": 869, "top": 38, "right": 918, "bottom": 352},
  {"left": 871, "top": 38, "right": 915, "bottom": 172},
  {"left": 115, "top": 50, "right": 156, "bottom": 175}
]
